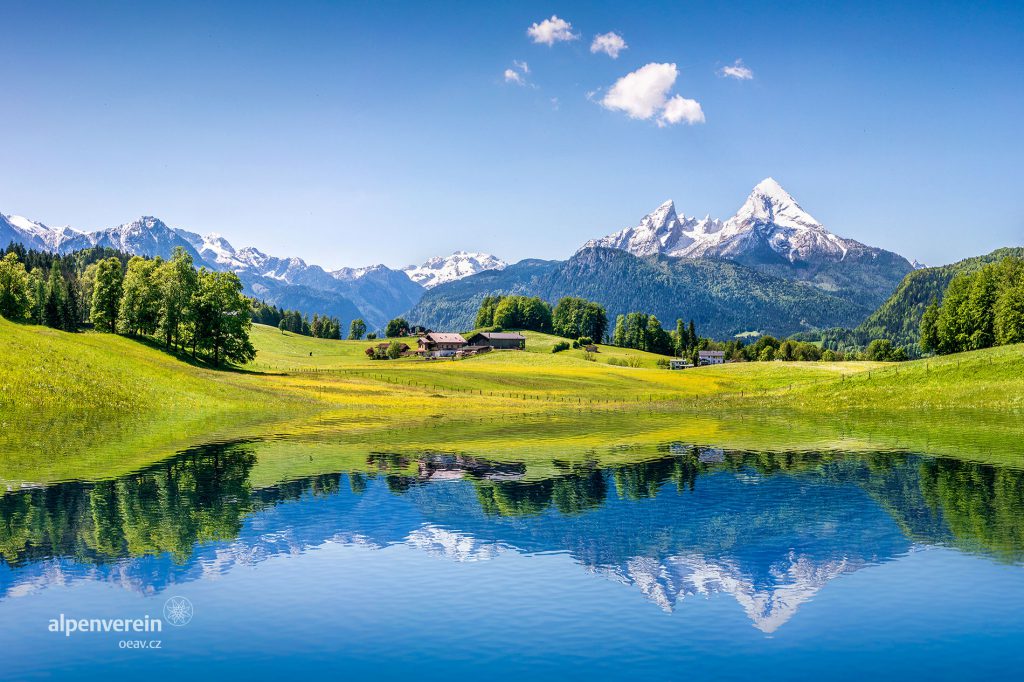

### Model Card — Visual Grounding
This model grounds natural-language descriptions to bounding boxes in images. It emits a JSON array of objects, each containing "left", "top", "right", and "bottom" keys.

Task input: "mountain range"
[
  {"left": 408, "top": 179, "right": 915, "bottom": 337},
  {"left": 0, "top": 212, "right": 503, "bottom": 330},
  {"left": 2, "top": 178, "right": 917, "bottom": 338}
]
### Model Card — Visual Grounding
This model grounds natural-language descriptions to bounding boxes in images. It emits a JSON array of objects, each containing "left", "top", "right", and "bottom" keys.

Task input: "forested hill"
[
  {"left": 856, "top": 247, "right": 1024, "bottom": 346},
  {"left": 405, "top": 247, "right": 873, "bottom": 339}
]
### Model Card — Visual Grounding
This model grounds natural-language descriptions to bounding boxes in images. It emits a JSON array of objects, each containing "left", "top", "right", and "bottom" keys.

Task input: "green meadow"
[{"left": 2, "top": 318, "right": 1022, "bottom": 487}]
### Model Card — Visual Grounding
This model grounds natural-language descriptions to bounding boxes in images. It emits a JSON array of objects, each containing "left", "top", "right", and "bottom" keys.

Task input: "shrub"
[{"left": 552, "top": 341, "right": 570, "bottom": 353}]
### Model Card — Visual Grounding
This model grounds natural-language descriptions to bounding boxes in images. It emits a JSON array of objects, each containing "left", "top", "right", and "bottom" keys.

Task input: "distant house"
[
  {"left": 669, "top": 358, "right": 693, "bottom": 370},
  {"left": 417, "top": 332, "right": 467, "bottom": 357},
  {"left": 376, "top": 342, "right": 410, "bottom": 352},
  {"left": 465, "top": 332, "right": 526, "bottom": 350},
  {"left": 697, "top": 350, "right": 726, "bottom": 366}
]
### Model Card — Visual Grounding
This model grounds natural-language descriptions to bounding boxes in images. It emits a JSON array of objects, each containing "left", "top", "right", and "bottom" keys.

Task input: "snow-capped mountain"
[
  {"left": 588, "top": 178, "right": 876, "bottom": 263},
  {"left": 87, "top": 216, "right": 207, "bottom": 261},
  {"left": 1, "top": 213, "right": 86, "bottom": 252},
  {"left": 584, "top": 178, "right": 914, "bottom": 299},
  {"left": 585, "top": 200, "right": 725, "bottom": 258},
  {"left": 403, "top": 251, "right": 507, "bottom": 289},
  {"left": 0, "top": 210, "right": 424, "bottom": 328}
]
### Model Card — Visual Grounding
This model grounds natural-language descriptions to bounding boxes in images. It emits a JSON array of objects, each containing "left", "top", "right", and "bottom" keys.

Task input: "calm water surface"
[{"left": 1, "top": 438, "right": 1023, "bottom": 680}]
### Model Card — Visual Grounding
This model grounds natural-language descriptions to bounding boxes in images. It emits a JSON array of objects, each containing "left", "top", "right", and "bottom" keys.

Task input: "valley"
[{"left": 2, "top": 318, "right": 1021, "bottom": 488}]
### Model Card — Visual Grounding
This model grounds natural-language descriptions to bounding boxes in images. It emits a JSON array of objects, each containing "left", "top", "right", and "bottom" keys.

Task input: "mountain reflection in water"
[{"left": 1, "top": 441, "right": 1022, "bottom": 633}]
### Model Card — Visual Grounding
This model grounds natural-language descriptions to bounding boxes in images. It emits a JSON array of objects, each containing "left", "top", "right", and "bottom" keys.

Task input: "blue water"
[{"left": 1, "top": 444, "right": 1022, "bottom": 680}]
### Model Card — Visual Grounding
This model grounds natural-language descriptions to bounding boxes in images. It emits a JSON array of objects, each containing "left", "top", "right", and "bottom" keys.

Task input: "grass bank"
[{"left": 2, "top": 320, "right": 1022, "bottom": 486}]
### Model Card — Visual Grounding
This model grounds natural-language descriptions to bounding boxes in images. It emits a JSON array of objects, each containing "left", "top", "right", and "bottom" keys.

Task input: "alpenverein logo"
[{"left": 162, "top": 596, "right": 194, "bottom": 627}]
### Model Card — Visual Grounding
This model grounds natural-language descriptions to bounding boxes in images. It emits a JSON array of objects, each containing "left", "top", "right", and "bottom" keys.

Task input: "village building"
[
  {"left": 465, "top": 332, "right": 527, "bottom": 350},
  {"left": 669, "top": 358, "right": 694, "bottom": 370},
  {"left": 417, "top": 332, "right": 467, "bottom": 357},
  {"left": 697, "top": 350, "right": 726, "bottom": 366}
]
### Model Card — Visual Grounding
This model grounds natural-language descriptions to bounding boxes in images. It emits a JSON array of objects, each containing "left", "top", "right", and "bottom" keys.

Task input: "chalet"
[
  {"left": 669, "top": 358, "right": 694, "bottom": 370},
  {"left": 697, "top": 350, "right": 726, "bottom": 366},
  {"left": 417, "top": 332, "right": 467, "bottom": 357},
  {"left": 465, "top": 332, "right": 527, "bottom": 350}
]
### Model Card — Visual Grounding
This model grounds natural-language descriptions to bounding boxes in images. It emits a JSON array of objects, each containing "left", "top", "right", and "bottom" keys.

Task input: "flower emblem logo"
[{"left": 163, "top": 596, "right": 194, "bottom": 627}]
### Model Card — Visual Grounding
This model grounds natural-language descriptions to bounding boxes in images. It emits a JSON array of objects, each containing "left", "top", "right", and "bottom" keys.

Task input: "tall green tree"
[
  {"left": 929, "top": 256, "right": 1024, "bottom": 354},
  {"left": 118, "top": 256, "right": 162, "bottom": 336},
  {"left": 0, "top": 252, "right": 32, "bottom": 321},
  {"left": 475, "top": 295, "right": 503, "bottom": 328},
  {"left": 492, "top": 295, "right": 552, "bottom": 332},
  {"left": 994, "top": 281, "right": 1024, "bottom": 345},
  {"left": 90, "top": 258, "right": 124, "bottom": 332},
  {"left": 385, "top": 317, "right": 410, "bottom": 338},
  {"left": 552, "top": 297, "right": 607, "bottom": 341},
  {"left": 158, "top": 248, "right": 198, "bottom": 349},
  {"left": 919, "top": 298, "right": 940, "bottom": 353},
  {"left": 348, "top": 318, "right": 366, "bottom": 340},
  {"left": 189, "top": 270, "right": 256, "bottom": 366}
]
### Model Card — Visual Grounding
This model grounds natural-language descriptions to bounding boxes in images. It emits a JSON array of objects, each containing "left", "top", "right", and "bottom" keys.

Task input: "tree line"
[
  {"left": 920, "top": 255, "right": 1024, "bottom": 355},
  {"left": 252, "top": 301, "right": 342, "bottom": 339},
  {"left": 1, "top": 244, "right": 254, "bottom": 366},
  {"left": 0, "top": 243, "right": 134, "bottom": 331}
]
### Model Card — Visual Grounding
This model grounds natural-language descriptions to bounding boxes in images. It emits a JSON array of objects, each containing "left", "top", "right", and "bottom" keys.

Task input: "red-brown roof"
[{"left": 424, "top": 332, "right": 467, "bottom": 344}]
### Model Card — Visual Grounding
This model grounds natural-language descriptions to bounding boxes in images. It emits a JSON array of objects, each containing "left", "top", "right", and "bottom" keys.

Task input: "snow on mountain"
[
  {"left": 78, "top": 216, "right": 205, "bottom": 261},
  {"left": 585, "top": 200, "right": 725, "bottom": 257},
  {"left": 1, "top": 213, "right": 86, "bottom": 252},
  {"left": 586, "top": 178, "right": 889, "bottom": 264},
  {"left": 402, "top": 251, "right": 507, "bottom": 289},
  {"left": 331, "top": 264, "right": 390, "bottom": 281}
]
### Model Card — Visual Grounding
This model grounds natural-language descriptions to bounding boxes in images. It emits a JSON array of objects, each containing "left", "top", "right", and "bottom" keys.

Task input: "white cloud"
[
  {"left": 659, "top": 95, "right": 705, "bottom": 126},
  {"left": 503, "top": 60, "right": 530, "bottom": 86},
  {"left": 590, "top": 32, "right": 627, "bottom": 58},
  {"left": 527, "top": 15, "right": 578, "bottom": 45},
  {"left": 601, "top": 62, "right": 705, "bottom": 127},
  {"left": 719, "top": 59, "right": 753, "bottom": 80}
]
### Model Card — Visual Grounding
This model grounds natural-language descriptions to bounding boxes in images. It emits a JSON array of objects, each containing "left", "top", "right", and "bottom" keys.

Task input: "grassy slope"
[{"left": 2, "top": 321, "right": 1022, "bottom": 485}]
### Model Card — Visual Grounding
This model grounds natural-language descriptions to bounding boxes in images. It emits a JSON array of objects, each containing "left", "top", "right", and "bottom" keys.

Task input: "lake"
[{"left": 1, "top": 434, "right": 1023, "bottom": 680}]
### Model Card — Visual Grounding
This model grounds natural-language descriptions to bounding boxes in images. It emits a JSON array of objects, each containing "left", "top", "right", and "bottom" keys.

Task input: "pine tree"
[{"left": 43, "top": 261, "right": 68, "bottom": 329}]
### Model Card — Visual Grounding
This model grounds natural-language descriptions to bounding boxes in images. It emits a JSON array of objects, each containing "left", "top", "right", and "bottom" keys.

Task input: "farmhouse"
[
  {"left": 698, "top": 350, "right": 726, "bottom": 366},
  {"left": 417, "top": 332, "right": 467, "bottom": 357},
  {"left": 669, "top": 358, "right": 694, "bottom": 370},
  {"left": 465, "top": 332, "right": 527, "bottom": 350}
]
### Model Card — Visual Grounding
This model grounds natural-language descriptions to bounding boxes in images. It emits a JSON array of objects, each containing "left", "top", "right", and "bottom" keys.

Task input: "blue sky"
[{"left": 2, "top": 1, "right": 1022, "bottom": 269}]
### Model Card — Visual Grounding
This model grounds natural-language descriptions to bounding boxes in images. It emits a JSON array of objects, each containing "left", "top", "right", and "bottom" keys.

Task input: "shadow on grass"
[{"left": 120, "top": 334, "right": 270, "bottom": 376}]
